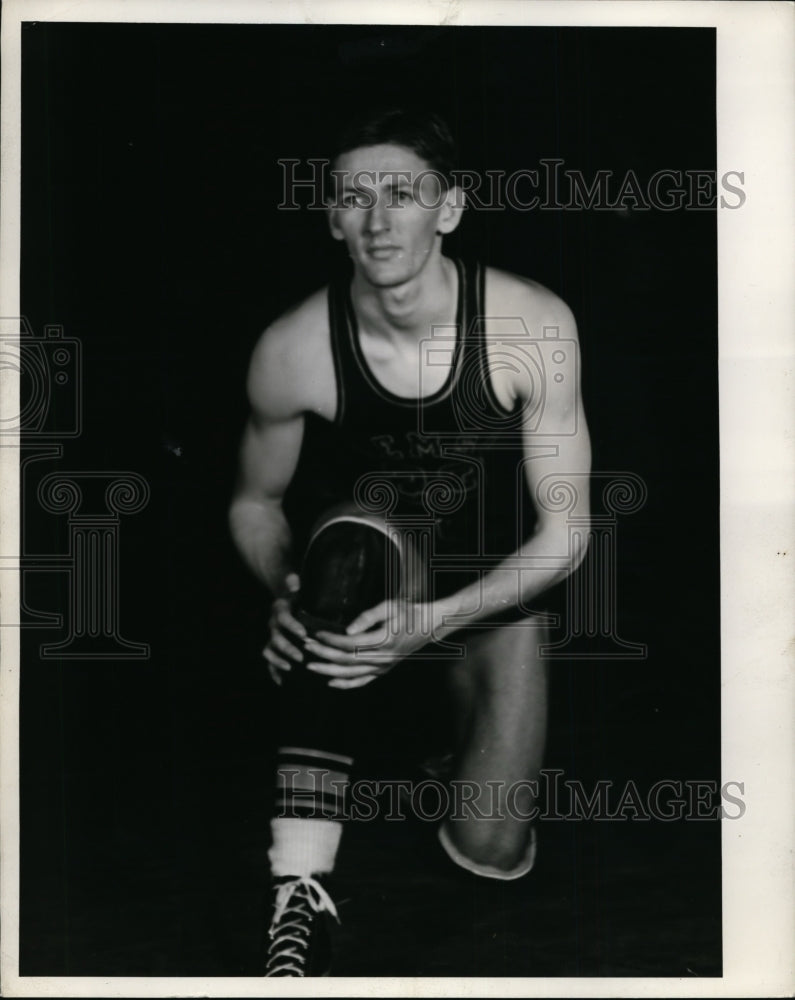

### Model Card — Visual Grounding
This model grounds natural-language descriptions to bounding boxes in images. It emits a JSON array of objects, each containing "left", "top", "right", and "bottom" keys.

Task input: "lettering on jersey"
[
  {"left": 371, "top": 434, "right": 404, "bottom": 460},
  {"left": 371, "top": 432, "right": 483, "bottom": 463},
  {"left": 369, "top": 432, "right": 482, "bottom": 504}
]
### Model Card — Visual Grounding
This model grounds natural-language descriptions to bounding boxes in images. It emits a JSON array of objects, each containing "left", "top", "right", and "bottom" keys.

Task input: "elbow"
[
  {"left": 227, "top": 497, "right": 243, "bottom": 547},
  {"left": 567, "top": 520, "right": 591, "bottom": 577},
  {"left": 228, "top": 492, "right": 283, "bottom": 541},
  {"left": 227, "top": 492, "right": 255, "bottom": 545},
  {"left": 547, "top": 518, "right": 590, "bottom": 586},
  {"left": 228, "top": 487, "right": 245, "bottom": 525}
]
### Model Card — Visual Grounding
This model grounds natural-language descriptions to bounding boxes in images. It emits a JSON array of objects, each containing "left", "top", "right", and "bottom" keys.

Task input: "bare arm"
[
  {"left": 228, "top": 327, "right": 305, "bottom": 599},
  {"left": 229, "top": 325, "right": 314, "bottom": 684},
  {"left": 433, "top": 294, "right": 591, "bottom": 634}
]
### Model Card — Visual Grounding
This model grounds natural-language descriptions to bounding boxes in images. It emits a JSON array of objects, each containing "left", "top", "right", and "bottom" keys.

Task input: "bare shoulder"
[
  {"left": 482, "top": 266, "right": 581, "bottom": 410},
  {"left": 246, "top": 286, "right": 331, "bottom": 419},
  {"left": 484, "top": 266, "right": 578, "bottom": 339}
]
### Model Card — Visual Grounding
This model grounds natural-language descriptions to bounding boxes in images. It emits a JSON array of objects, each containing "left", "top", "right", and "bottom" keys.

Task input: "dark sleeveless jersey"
[{"left": 283, "top": 258, "right": 538, "bottom": 600}]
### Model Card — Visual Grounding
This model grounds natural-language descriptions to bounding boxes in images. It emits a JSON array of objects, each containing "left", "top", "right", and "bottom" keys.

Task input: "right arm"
[
  {"left": 228, "top": 326, "right": 308, "bottom": 679},
  {"left": 228, "top": 325, "right": 304, "bottom": 596},
  {"left": 228, "top": 412, "right": 303, "bottom": 596}
]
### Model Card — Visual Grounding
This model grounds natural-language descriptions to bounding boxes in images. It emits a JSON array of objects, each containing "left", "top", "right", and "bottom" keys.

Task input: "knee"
[{"left": 441, "top": 815, "right": 534, "bottom": 874}]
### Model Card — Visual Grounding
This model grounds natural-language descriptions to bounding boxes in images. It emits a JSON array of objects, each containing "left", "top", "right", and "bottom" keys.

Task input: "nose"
[{"left": 364, "top": 198, "right": 389, "bottom": 234}]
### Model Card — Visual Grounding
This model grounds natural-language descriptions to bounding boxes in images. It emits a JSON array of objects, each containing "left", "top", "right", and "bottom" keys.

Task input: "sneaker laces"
[
  {"left": 272, "top": 876, "right": 339, "bottom": 927},
  {"left": 265, "top": 876, "right": 339, "bottom": 976}
]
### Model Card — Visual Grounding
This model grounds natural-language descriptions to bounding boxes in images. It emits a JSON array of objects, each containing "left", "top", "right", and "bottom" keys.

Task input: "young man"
[{"left": 229, "top": 109, "right": 591, "bottom": 976}]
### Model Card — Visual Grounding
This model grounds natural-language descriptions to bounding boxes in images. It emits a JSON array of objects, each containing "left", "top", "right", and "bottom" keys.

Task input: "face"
[{"left": 328, "top": 144, "right": 463, "bottom": 288}]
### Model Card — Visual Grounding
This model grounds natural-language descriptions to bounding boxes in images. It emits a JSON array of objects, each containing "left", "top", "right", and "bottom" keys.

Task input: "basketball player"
[{"left": 229, "top": 109, "right": 591, "bottom": 976}]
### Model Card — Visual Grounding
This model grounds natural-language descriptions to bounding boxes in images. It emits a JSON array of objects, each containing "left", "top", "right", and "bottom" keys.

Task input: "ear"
[
  {"left": 436, "top": 185, "right": 465, "bottom": 236},
  {"left": 326, "top": 201, "right": 346, "bottom": 242}
]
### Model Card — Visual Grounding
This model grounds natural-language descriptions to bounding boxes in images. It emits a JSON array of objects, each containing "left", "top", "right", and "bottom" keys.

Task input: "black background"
[{"left": 19, "top": 23, "right": 720, "bottom": 976}]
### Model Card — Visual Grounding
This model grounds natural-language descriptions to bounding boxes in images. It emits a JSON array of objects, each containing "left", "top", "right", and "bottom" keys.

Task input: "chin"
[{"left": 357, "top": 254, "right": 425, "bottom": 288}]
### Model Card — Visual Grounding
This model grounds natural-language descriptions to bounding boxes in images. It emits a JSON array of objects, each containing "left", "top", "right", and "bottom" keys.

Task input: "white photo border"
[{"left": 1, "top": 1, "right": 793, "bottom": 996}]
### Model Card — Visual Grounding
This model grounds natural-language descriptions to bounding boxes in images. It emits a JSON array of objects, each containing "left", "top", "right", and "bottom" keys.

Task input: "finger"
[
  {"left": 263, "top": 647, "right": 292, "bottom": 673},
  {"left": 274, "top": 602, "right": 307, "bottom": 640},
  {"left": 285, "top": 572, "right": 301, "bottom": 594},
  {"left": 306, "top": 660, "right": 383, "bottom": 679},
  {"left": 303, "top": 639, "right": 362, "bottom": 664},
  {"left": 271, "top": 630, "right": 304, "bottom": 663},
  {"left": 312, "top": 629, "right": 387, "bottom": 653},
  {"left": 345, "top": 601, "right": 390, "bottom": 636},
  {"left": 328, "top": 675, "right": 378, "bottom": 690},
  {"left": 304, "top": 638, "right": 387, "bottom": 665},
  {"left": 268, "top": 662, "right": 283, "bottom": 686}
]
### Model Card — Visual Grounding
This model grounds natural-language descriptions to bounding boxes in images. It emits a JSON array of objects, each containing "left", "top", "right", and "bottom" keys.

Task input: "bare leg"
[{"left": 442, "top": 616, "right": 549, "bottom": 872}]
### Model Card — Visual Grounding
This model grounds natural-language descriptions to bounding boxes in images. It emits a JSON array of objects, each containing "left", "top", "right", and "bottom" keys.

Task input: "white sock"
[
  {"left": 437, "top": 822, "right": 537, "bottom": 881},
  {"left": 268, "top": 817, "right": 344, "bottom": 878}
]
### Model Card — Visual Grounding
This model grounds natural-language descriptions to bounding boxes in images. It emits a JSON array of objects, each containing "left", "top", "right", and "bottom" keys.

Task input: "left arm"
[{"left": 433, "top": 295, "right": 591, "bottom": 634}]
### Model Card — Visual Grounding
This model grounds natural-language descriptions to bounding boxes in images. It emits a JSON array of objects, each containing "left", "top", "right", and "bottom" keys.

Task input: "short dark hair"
[{"left": 330, "top": 108, "right": 457, "bottom": 187}]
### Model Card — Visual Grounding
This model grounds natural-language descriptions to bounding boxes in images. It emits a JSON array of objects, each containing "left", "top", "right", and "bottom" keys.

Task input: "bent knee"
[{"left": 442, "top": 816, "right": 534, "bottom": 874}]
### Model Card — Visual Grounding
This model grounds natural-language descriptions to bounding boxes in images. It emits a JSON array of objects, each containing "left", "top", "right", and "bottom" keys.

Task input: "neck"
[{"left": 351, "top": 255, "right": 456, "bottom": 341}]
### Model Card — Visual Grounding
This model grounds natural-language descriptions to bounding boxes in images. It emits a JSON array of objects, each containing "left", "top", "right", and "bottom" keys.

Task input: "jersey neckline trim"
[
  {"left": 341, "top": 257, "right": 468, "bottom": 409},
  {"left": 475, "top": 260, "right": 520, "bottom": 418}
]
